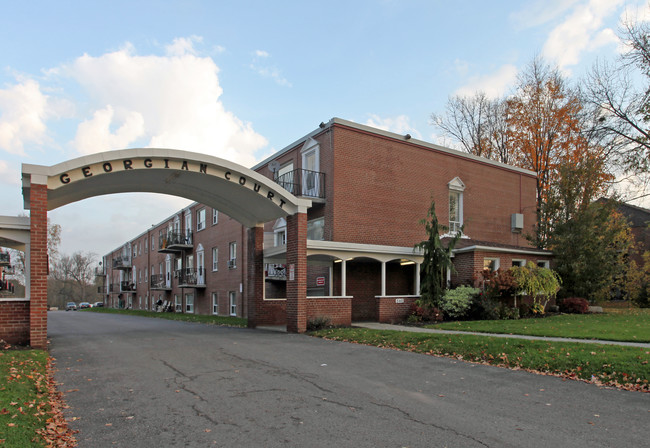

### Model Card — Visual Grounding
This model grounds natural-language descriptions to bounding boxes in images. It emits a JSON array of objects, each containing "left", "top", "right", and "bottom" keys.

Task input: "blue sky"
[{"left": 1, "top": 0, "right": 648, "bottom": 257}]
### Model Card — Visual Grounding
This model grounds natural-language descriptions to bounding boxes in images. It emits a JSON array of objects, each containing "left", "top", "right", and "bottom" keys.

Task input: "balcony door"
[
  {"left": 197, "top": 245, "right": 205, "bottom": 285},
  {"left": 301, "top": 139, "right": 319, "bottom": 197},
  {"left": 165, "top": 255, "right": 172, "bottom": 288}
]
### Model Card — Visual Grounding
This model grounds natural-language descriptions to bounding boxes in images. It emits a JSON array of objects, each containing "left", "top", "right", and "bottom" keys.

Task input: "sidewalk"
[{"left": 353, "top": 322, "right": 650, "bottom": 348}]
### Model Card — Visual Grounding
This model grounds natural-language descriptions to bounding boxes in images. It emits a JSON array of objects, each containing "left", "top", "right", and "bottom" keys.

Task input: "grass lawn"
[
  {"left": 84, "top": 307, "right": 248, "bottom": 327},
  {"left": 427, "top": 308, "right": 650, "bottom": 342},
  {"left": 311, "top": 328, "right": 650, "bottom": 391},
  {"left": 0, "top": 350, "right": 49, "bottom": 447}
]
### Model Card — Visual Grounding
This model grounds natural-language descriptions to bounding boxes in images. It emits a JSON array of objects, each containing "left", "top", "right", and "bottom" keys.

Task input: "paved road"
[{"left": 48, "top": 311, "right": 649, "bottom": 448}]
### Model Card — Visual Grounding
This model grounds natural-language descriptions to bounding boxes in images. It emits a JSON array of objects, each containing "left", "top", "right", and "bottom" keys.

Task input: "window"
[
  {"left": 151, "top": 235, "right": 156, "bottom": 251},
  {"left": 212, "top": 247, "right": 218, "bottom": 271},
  {"left": 275, "top": 230, "right": 286, "bottom": 246},
  {"left": 185, "top": 294, "right": 194, "bottom": 314},
  {"left": 212, "top": 292, "right": 218, "bottom": 315},
  {"left": 484, "top": 258, "right": 500, "bottom": 272},
  {"left": 448, "top": 177, "right": 465, "bottom": 234},
  {"left": 139, "top": 271, "right": 142, "bottom": 284},
  {"left": 174, "top": 294, "right": 182, "bottom": 312},
  {"left": 212, "top": 209, "right": 219, "bottom": 225},
  {"left": 145, "top": 269, "right": 148, "bottom": 283},
  {"left": 197, "top": 208, "right": 206, "bottom": 231},
  {"left": 307, "top": 217, "right": 324, "bottom": 241},
  {"left": 301, "top": 138, "right": 320, "bottom": 197},
  {"left": 537, "top": 260, "right": 550, "bottom": 269},
  {"left": 184, "top": 212, "right": 192, "bottom": 238},
  {"left": 229, "top": 242, "right": 237, "bottom": 269},
  {"left": 276, "top": 162, "right": 295, "bottom": 194},
  {"left": 512, "top": 259, "right": 526, "bottom": 267},
  {"left": 145, "top": 238, "right": 148, "bottom": 253},
  {"left": 138, "top": 242, "right": 142, "bottom": 256},
  {"left": 229, "top": 291, "right": 237, "bottom": 316}
]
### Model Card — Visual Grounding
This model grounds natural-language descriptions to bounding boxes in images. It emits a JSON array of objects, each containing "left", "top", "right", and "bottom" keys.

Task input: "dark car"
[
  {"left": 79, "top": 302, "right": 91, "bottom": 309},
  {"left": 93, "top": 302, "right": 104, "bottom": 308},
  {"left": 66, "top": 302, "right": 77, "bottom": 311}
]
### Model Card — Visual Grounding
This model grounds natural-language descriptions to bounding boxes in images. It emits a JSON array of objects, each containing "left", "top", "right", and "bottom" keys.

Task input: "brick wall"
[
  {"left": 0, "top": 300, "right": 29, "bottom": 345},
  {"left": 29, "top": 183, "right": 48, "bottom": 349},
  {"left": 306, "top": 298, "right": 351, "bottom": 326},
  {"left": 377, "top": 297, "right": 418, "bottom": 323}
]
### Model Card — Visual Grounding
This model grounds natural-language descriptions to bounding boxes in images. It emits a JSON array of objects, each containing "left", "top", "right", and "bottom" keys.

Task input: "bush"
[
  {"left": 496, "top": 303, "right": 520, "bottom": 320},
  {"left": 307, "top": 316, "right": 332, "bottom": 331},
  {"left": 559, "top": 297, "right": 589, "bottom": 314},
  {"left": 467, "top": 292, "right": 499, "bottom": 320},
  {"left": 408, "top": 303, "right": 443, "bottom": 323},
  {"left": 441, "top": 286, "right": 480, "bottom": 319}
]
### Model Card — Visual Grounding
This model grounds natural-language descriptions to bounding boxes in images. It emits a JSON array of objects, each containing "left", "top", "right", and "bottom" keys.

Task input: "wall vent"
[{"left": 511, "top": 213, "right": 524, "bottom": 233}]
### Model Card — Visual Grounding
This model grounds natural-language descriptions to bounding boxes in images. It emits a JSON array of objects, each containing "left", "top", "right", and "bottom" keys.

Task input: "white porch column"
[
  {"left": 415, "top": 262, "right": 421, "bottom": 295},
  {"left": 341, "top": 259, "right": 347, "bottom": 297},
  {"left": 381, "top": 261, "right": 386, "bottom": 297}
]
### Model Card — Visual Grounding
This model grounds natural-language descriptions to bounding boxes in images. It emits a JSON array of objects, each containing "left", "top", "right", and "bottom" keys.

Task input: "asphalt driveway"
[{"left": 48, "top": 311, "right": 649, "bottom": 447}]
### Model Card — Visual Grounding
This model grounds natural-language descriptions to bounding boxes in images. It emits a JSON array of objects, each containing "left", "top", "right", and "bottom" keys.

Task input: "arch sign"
[{"left": 20, "top": 148, "right": 311, "bottom": 348}]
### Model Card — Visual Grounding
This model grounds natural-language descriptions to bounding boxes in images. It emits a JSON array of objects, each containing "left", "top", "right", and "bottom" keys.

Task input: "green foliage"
[
  {"left": 415, "top": 200, "right": 461, "bottom": 309},
  {"left": 441, "top": 286, "right": 479, "bottom": 319},
  {"left": 511, "top": 262, "right": 561, "bottom": 314},
  {"left": 626, "top": 251, "right": 650, "bottom": 308},
  {"left": 549, "top": 201, "right": 634, "bottom": 302}
]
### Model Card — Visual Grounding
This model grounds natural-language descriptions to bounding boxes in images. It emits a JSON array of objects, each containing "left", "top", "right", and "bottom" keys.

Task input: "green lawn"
[
  {"left": 311, "top": 328, "right": 650, "bottom": 391},
  {"left": 0, "top": 350, "right": 49, "bottom": 447},
  {"left": 84, "top": 307, "right": 248, "bottom": 327},
  {"left": 427, "top": 308, "right": 650, "bottom": 342}
]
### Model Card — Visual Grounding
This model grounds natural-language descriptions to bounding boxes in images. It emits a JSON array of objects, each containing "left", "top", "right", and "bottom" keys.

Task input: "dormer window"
[{"left": 448, "top": 177, "right": 465, "bottom": 234}]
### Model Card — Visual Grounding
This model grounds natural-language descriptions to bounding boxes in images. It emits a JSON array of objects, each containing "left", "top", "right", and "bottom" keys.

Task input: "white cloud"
[
  {"left": 249, "top": 50, "right": 292, "bottom": 87},
  {"left": 0, "top": 79, "right": 50, "bottom": 155},
  {"left": 365, "top": 114, "right": 422, "bottom": 139},
  {"left": 510, "top": 0, "right": 582, "bottom": 29},
  {"left": 62, "top": 38, "right": 268, "bottom": 166},
  {"left": 454, "top": 64, "right": 518, "bottom": 99},
  {"left": 542, "top": 0, "right": 623, "bottom": 71}
]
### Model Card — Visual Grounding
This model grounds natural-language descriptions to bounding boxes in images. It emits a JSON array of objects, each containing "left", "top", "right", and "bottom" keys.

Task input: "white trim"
[
  {"left": 453, "top": 245, "right": 551, "bottom": 256},
  {"left": 0, "top": 298, "right": 29, "bottom": 302}
]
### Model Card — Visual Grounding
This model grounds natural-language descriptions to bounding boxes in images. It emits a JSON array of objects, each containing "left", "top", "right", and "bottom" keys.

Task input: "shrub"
[
  {"left": 307, "top": 316, "right": 332, "bottom": 331},
  {"left": 409, "top": 303, "right": 443, "bottom": 323},
  {"left": 441, "top": 286, "right": 480, "bottom": 319},
  {"left": 467, "top": 292, "right": 499, "bottom": 320},
  {"left": 496, "top": 303, "right": 520, "bottom": 320},
  {"left": 559, "top": 297, "right": 589, "bottom": 314}
]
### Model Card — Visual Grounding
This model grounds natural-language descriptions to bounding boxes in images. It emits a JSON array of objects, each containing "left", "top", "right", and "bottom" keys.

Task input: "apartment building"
[{"left": 99, "top": 118, "right": 552, "bottom": 324}]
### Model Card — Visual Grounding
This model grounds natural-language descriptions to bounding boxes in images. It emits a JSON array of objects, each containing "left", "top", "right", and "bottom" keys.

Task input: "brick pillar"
[
  {"left": 286, "top": 212, "right": 307, "bottom": 333},
  {"left": 247, "top": 225, "right": 264, "bottom": 328},
  {"left": 29, "top": 183, "right": 48, "bottom": 349}
]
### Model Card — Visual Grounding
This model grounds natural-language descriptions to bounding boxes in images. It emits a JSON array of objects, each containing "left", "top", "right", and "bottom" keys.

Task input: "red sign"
[{"left": 316, "top": 277, "right": 325, "bottom": 286}]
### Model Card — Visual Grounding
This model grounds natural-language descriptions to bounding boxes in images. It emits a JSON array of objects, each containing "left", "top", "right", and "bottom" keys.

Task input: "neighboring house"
[
  {"left": 613, "top": 201, "right": 650, "bottom": 266},
  {"left": 100, "top": 118, "right": 552, "bottom": 323}
]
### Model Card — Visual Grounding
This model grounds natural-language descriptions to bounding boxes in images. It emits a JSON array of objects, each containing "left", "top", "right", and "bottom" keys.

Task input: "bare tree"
[
  {"left": 48, "top": 251, "right": 97, "bottom": 308},
  {"left": 9, "top": 217, "right": 61, "bottom": 285}
]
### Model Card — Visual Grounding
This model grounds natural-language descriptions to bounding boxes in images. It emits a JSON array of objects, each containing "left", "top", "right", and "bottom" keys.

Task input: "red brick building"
[{"left": 100, "top": 118, "right": 552, "bottom": 325}]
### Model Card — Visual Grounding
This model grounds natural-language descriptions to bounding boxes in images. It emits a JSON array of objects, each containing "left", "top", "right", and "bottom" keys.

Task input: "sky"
[{"left": 1, "top": 0, "right": 649, "bottom": 258}]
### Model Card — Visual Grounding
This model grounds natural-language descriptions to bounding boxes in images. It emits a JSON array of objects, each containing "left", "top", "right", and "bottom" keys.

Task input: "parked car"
[
  {"left": 66, "top": 302, "right": 77, "bottom": 311},
  {"left": 93, "top": 302, "right": 104, "bottom": 308},
  {"left": 79, "top": 302, "right": 91, "bottom": 309}
]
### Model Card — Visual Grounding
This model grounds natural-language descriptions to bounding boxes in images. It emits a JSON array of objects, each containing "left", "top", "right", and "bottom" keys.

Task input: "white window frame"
[
  {"left": 483, "top": 257, "right": 500, "bottom": 272},
  {"left": 448, "top": 177, "right": 465, "bottom": 235},
  {"left": 512, "top": 259, "right": 526, "bottom": 267},
  {"left": 185, "top": 294, "right": 194, "bottom": 314},
  {"left": 212, "top": 247, "right": 218, "bottom": 271},
  {"left": 229, "top": 291, "right": 237, "bottom": 316},
  {"left": 229, "top": 242, "right": 237, "bottom": 269},
  {"left": 197, "top": 208, "right": 206, "bottom": 231},
  {"left": 212, "top": 292, "right": 219, "bottom": 315},
  {"left": 537, "top": 260, "right": 550, "bottom": 269},
  {"left": 175, "top": 294, "right": 182, "bottom": 312},
  {"left": 212, "top": 209, "right": 219, "bottom": 225},
  {"left": 301, "top": 138, "right": 320, "bottom": 197}
]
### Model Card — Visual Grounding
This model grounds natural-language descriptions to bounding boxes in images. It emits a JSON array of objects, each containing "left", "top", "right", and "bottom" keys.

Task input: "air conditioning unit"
[
  {"left": 228, "top": 259, "right": 236, "bottom": 269},
  {"left": 511, "top": 213, "right": 524, "bottom": 233}
]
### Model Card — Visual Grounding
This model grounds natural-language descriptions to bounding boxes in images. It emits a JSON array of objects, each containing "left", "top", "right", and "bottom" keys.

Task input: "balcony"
[
  {"left": 0, "top": 252, "right": 10, "bottom": 266},
  {"left": 159, "top": 231, "right": 193, "bottom": 253},
  {"left": 175, "top": 268, "right": 205, "bottom": 288},
  {"left": 95, "top": 267, "right": 106, "bottom": 276},
  {"left": 275, "top": 169, "right": 326, "bottom": 199},
  {"left": 265, "top": 263, "right": 286, "bottom": 281},
  {"left": 113, "top": 256, "right": 131, "bottom": 270},
  {"left": 150, "top": 274, "right": 171, "bottom": 291},
  {"left": 120, "top": 281, "right": 136, "bottom": 292}
]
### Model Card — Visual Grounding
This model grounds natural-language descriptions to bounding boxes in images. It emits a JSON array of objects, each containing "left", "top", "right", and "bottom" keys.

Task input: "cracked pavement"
[{"left": 48, "top": 311, "right": 649, "bottom": 447}]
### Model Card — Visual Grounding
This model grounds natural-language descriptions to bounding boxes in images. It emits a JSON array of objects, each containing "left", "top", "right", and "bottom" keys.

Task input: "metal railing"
[
  {"left": 120, "top": 281, "right": 136, "bottom": 292},
  {"left": 275, "top": 169, "right": 326, "bottom": 199},
  {"left": 150, "top": 274, "right": 171, "bottom": 289},
  {"left": 0, "top": 252, "right": 10, "bottom": 265},
  {"left": 159, "top": 231, "right": 193, "bottom": 251},
  {"left": 175, "top": 268, "right": 205, "bottom": 287},
  {"left": 113, "top": 256, "right": 132, "bottom": 269}
]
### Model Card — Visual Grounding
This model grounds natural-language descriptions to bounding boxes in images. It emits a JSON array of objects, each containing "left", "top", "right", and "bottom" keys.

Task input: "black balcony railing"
[
  {"left": 275, "top": 169, "right": 326, "bottom": 199},
  {"left": 120, "top": 281, "right": 136, "bottom": 292},
  {"left": 0, "top": 252, "right": 10, "bottom": 265},
  {"left": 174, "top": 268, "right": 205, "bottom": 287},
  {"left": 113, "top": 256, "right": 131, "bottom": 269},
  {"left": 150, "top": 274, "right": 171, "bottom": 289},
  {"left": 159, "top": 231, "right": 193, "bottom": 252}
]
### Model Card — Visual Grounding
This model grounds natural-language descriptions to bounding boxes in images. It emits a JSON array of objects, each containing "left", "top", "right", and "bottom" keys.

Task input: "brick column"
[
  {"left": 286, "top": 212, "right": 307, "bottom": 333},
  {"left": 247, "top": 225, "right": 264, "bottom": 328},
  {"left": 29, "top": 183, "right": 48, "bottom": 349}
]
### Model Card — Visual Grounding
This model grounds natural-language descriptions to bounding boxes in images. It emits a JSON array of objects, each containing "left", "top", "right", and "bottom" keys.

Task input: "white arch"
[{"left": 22, "top": 148, "right": 311, "bottom": 227}]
